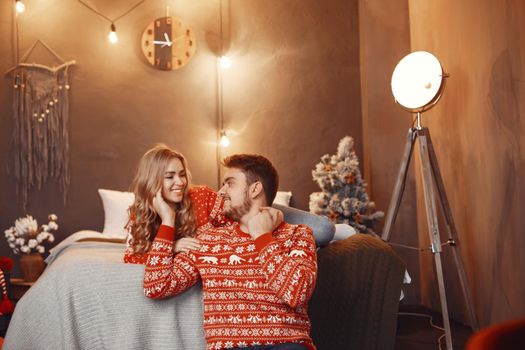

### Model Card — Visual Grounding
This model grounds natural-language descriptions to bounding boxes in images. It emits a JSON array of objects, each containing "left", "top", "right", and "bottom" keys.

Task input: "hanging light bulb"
[
  {"left": 219, "top": 55, "right": 232, "bottom": 70},
  {"left": 15, "top": 0, "right": 25, "bottom": 13},
  {"left": 220, "top": 130, "right": 230, "bottom": 148},
  {"left": 108, "top": 23, "right": 118, "bottom": 44}
]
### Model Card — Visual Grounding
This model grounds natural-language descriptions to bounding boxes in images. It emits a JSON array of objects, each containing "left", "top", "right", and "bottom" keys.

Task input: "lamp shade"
[{"left": 391, "top": 51, "right": 446, "bottom": 112}]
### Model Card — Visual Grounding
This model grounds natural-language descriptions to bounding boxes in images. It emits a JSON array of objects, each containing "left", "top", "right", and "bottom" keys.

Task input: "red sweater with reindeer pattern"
[{"left": 144, "top": 221, "right": 317, "bottom": 350}]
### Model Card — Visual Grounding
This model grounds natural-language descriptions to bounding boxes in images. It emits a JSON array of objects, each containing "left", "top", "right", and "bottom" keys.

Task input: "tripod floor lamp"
[{"left": 382, "top": 51, "right": 479, "bottom": 350}]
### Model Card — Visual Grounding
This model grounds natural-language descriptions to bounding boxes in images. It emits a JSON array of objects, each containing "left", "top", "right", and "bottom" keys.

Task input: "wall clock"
[{"left": 141, "top": 16, "right": 196, "bottom": 71}]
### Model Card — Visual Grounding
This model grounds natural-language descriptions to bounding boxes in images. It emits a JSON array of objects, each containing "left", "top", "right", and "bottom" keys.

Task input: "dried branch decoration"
[{"left": 11, "top": 64, "right": 72, "bottom": 207}]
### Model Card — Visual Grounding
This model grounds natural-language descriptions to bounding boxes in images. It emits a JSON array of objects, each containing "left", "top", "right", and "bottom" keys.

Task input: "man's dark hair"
[{"left": 222, "top": 154, "right": 279, "bottom": 205}]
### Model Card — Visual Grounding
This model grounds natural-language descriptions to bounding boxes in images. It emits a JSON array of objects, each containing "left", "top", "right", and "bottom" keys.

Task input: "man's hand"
[
  {"left": 247, "top": 207, "right": 284, "bottom": 240},
  {"left": 174, "top": 237, "right": 201, "bottom": 253},
  {"left": 152, "top": 190, "right": 176, "bottom": 227}
]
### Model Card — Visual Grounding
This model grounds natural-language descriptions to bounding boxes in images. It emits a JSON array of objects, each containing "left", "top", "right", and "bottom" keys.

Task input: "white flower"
[
  {"left": 37, "top": 232, "right": 48, "bottom": 241},
  {"left": 15, "top": 215, "right": 38, "bottom": 237},
  {"left": 28, "top": 239, "right": 38, "bottom": 248},
  {"left": 5, "top": 213, "right": 57, "bottom": 254}
]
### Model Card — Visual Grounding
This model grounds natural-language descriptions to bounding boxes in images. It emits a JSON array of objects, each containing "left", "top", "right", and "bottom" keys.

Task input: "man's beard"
[{"left": 223, "top": 190, "right": 252, "bottom": 221}]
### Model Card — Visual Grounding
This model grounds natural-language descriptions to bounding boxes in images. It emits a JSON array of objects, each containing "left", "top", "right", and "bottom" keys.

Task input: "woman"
[{"left": 124, "top": 144, "right": 229, "bottom": 264}]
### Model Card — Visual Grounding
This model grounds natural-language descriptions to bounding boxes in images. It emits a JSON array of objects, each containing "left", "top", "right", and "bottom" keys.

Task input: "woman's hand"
[
  {"left": 152, "top": 190, "right": 176, "bottom": 227},
  {"left": 174, "top": 237, "right": 201, "bottom": 253}
]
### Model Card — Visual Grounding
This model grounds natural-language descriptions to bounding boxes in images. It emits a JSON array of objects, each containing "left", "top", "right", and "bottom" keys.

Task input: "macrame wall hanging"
[{"left": 5, "top": 40, "right": 76, "bottom": 208}]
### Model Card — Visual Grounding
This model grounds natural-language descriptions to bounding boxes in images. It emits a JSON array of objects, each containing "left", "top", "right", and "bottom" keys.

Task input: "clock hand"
[
  {"left": 152, "top": 34, "right": 186, "bottom": 47},
  {"left": 164, "top": 32, "right": 172, "bottom": 46},
  {"left": 152, "top": 40, "right": 171, "bottom": 47}
]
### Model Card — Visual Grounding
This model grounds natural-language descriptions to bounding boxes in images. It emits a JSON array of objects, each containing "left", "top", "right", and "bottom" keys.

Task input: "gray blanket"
[{"left": 4, "top": 242, "right": 206, "bottom": 350}]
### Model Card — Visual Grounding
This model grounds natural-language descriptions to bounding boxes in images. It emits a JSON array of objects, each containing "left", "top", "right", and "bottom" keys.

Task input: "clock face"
[{"left": 141, "top": 16, "right": 197, "bottom": 71}]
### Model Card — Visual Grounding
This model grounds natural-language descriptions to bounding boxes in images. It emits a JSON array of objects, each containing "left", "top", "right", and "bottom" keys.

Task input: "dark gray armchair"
[
  {"left": 309, "top": 234, "right": 405, "bottom": 350},
  {"left": 274, "top": 204, "right": 405, "bottom": 350}
]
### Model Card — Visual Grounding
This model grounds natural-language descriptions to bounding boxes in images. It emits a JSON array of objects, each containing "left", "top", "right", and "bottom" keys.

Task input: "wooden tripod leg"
[
  {"left": 423, "top": 129, "right": 479, "bottom": 331},
  {"left": 418, "top": 131, "right": 454, "bottom": 350},
  {"left": 382, "top": 128, "right": 417, "bottom": 241}
]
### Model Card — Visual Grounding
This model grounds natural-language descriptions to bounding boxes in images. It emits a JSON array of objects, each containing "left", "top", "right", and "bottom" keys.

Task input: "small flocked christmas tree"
[{"left": 309, "top": 136, "right": 384, "bottom": 234}]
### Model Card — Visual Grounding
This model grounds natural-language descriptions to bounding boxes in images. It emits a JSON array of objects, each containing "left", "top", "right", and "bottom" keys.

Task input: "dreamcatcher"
[{"left": 5, "top": 40, "right": 76, "bottom": 208}]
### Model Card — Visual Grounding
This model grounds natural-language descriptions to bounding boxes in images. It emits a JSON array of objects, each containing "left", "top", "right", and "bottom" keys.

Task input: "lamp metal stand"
[{"left": 382, "top": 114, "right": 479, "bottom": 350}]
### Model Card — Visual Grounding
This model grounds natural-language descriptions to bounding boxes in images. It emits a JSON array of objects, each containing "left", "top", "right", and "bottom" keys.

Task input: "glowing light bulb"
[
  {"left": 15, "top": 0, "right": 25, "bottom": 13},
  {"left": 219, "top": 56, "right": 232, "bottom": 70},
  {"left": 391, "top": 51, "right": 444, "bottom": 111},
  {"left": 220, "top": 131, "right": 230, "bottom": 148},
  {"left": 108, "top": 23, "right": 118, "bottom": 44}
]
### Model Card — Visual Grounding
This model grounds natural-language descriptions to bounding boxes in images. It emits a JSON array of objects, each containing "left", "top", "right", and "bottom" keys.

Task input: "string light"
[
  {"left": 219, "top": 55, "right": 232, "bottom": 70},
  {"left": 220, "top": 131, "right": 230, "bottom": 148},
  {"left": 108, "top": 23, "right": 118, "bottom": 44},
  {"left": 15, "top": 0, "right": 25, "bottom": 13},
  {"left": 77, "top": 0, "right": 146, "bottom": 44}
]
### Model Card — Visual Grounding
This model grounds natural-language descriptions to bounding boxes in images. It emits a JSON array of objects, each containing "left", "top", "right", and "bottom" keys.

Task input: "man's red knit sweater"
[{"left": 144, "top": 221, "right": 317, "bottom": 350}]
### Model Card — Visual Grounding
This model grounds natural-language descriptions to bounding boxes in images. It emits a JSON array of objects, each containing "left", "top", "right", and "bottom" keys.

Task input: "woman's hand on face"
[
  {"left": 152, "top": 190, "right": 176, "bottom": 227},
  {"left": 174, "top": 237, "right": 201, "bottom": 253}
]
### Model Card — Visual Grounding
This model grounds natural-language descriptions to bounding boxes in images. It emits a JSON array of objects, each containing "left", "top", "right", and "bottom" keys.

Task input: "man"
[{"left": 144, "top": 154, "right": 317, "bottom": 350}]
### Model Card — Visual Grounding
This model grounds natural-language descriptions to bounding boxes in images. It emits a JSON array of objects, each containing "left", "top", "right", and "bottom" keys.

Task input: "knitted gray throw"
[{"left": 11, "top": 65, "right": 71, "bottom": 208}]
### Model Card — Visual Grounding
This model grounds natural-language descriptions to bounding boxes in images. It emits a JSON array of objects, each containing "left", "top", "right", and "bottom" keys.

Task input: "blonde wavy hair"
[{"left": 127, "top": 144, "right": 196, "bottom": 254}]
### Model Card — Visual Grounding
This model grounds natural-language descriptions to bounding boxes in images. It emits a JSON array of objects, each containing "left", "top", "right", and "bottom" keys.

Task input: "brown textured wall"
[
  {"left": 220, "top": 0, "right": 363, "bottom": 210},
  {"left": 0, "top": 1, "right": 362, "bottom": 270},
  {"left": 409, "top": 0, "right": 525, "bottom": 326}
]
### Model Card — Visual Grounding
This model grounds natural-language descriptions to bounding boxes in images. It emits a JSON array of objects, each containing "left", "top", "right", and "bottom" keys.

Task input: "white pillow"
[
  {"left": 98, "top": 189, "right": 135, "bottom": 239},
  {"left": 273, "top": 191, "right": 292, "bottom": 207},
  {"left": 332, "top": 223, "right": 357, "bottom": 242}
]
